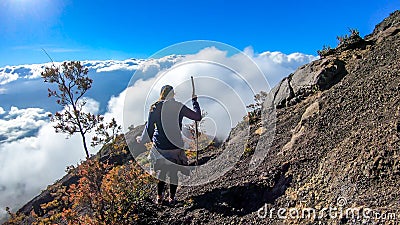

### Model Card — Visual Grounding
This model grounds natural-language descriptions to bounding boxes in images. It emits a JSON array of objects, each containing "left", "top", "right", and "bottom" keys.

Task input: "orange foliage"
[
  {"left": 5, "top": 158, "right": 153, "bottom": 225},
  {"left": 62, "top": 159, "right": 152, "bottom": 224}
]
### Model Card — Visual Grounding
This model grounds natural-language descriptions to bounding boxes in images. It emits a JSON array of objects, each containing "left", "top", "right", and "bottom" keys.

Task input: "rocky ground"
[
  {"left": 6, "top": 10, "right": 400, "bottom": 225},
  {"left": 150, "top": 11, "right": 400, "bottom": 225}
]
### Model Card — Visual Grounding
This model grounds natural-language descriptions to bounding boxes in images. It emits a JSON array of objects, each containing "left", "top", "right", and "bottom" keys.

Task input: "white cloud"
[
  {"left": 94, "top": 59, "right": 141, "bottom": 73},
  {"left": 0, "top": 107, "right": 5, "bottom": 115},
  {"left": 0, "top": 107, "right": 50, "bottom": 143},
  {"left": 118, "top": 47, "right": 317, "bottom": 140},
  {"left": 103, "top": 90, "right": 127, "bottom": 126},
  {"left": 244, "top": 47, "right": 318, "bottom": 86},
  {"left": 0, "top": 63, "right": 54, "bottom": 84},
  {"left": 0, "top": 59, "right": 154, "bottom": 85},
  {"left": 0, "top": 123, "right": 95, "bottom": 219},
  {"left": 81, "top": 97, "right": 100, "bottom": 114},
  {"left": 131, "top": 55, "right": 184, "bottom": 80},
  {"left": 0, "top": 70, "right": 19, "bottom": 85},
  {"left": 0, "top": 99, "right": 101, "bottom": 219}
]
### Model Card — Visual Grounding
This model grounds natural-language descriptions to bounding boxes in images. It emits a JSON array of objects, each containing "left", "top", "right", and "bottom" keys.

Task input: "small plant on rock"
[
  {"left": 317, "top": 45, "right": 334, "bottom": 57},
  {"left": 337, "top": 28, "right": 361, "bottom": 45}
]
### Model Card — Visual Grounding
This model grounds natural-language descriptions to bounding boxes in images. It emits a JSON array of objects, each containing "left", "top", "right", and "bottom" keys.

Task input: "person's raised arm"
[{"left": 181, "top": 96, "right": 201, "bottom": 121}]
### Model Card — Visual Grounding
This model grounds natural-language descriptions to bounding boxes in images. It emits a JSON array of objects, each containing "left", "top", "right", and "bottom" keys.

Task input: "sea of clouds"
[{"left": 0, "top": 47, "right": 317, "bottom": 220}]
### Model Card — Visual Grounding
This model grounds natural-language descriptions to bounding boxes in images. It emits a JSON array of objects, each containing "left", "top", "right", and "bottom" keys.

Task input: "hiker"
[{"left": 137, "top": 85, "right": 201, "bottom": 205}]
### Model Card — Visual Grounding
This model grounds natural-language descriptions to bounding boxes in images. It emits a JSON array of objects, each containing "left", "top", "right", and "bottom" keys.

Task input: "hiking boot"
[
  {"left": 155, "top": 195, "right": 163, "bottom": 205},
  {"left": 167, "top": 197, "right": 176, "bottom": 206}
]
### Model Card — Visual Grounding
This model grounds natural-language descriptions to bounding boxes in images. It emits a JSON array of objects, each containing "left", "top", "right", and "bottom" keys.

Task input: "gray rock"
[
  {"left": 265, "top": 57, "right": 346, "bottom": 109},
  {"left": 291, "top": 58, "right": 346, "bottom": 95},
  {"left": 272, "top": 77, "right": 293, "bottom": 109}
]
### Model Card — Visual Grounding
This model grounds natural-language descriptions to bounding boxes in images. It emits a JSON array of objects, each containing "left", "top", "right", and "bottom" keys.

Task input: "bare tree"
[{"left": 42, "top": 61, "right": 103, "bottom": 158}]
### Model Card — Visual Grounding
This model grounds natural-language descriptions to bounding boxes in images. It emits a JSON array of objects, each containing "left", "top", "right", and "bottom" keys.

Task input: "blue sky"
[{"left": 0, "top": 0, "right": 399, "bottom": 66}]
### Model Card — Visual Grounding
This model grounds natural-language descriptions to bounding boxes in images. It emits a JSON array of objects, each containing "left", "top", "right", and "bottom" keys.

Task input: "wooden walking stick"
[{"left": 191, "top": 76, "right": 199, "bottom": 166}]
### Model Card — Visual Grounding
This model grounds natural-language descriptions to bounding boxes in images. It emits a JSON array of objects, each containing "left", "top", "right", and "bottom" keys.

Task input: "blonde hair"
[{"left": 159, "top": 85, "right": 174, "bottom": 101}]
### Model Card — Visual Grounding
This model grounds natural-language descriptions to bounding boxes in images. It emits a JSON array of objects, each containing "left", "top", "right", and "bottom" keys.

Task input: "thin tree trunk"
[{"left": 80, "top": 130, "right": 90, "bottom": 158}]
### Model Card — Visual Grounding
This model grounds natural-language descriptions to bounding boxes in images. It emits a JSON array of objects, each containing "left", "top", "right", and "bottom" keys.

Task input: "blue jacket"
[{"left": 141, "top": 98, "right": 201, "bottom": 150}]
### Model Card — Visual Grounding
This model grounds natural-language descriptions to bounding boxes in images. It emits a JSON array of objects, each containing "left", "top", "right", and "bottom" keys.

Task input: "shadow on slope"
[{"left": 190, "top": 164, "right": 292, "bottom": 216}]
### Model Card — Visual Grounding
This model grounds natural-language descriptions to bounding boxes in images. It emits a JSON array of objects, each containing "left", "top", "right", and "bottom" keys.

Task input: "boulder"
[
  {"left": 265, "top": 58, "right": 347, "bottom": 109},
  {"left": 272, "top": 77, "right": 293, "bottom": 109},
  {"left": 290, "top": 58, "right": 346, "bottom": 95}
]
